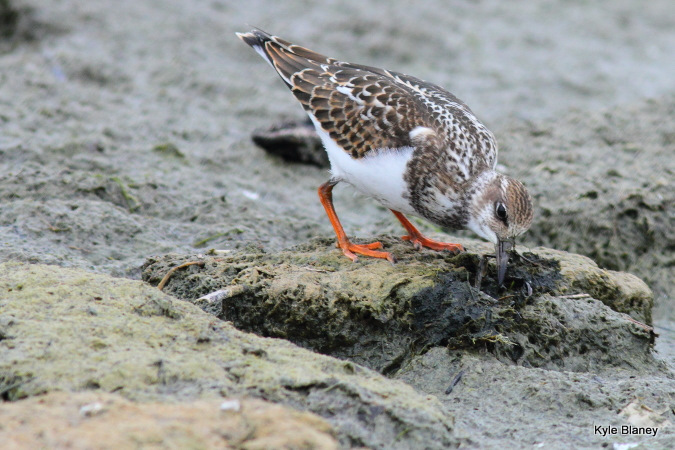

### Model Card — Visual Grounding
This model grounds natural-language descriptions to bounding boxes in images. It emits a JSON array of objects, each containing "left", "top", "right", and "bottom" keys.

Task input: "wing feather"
[{"left": 237, "top": 29, "right": 497, "bottom": 173}]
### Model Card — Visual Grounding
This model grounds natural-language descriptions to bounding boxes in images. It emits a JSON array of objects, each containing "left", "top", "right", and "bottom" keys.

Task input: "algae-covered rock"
[
  {"left": 142, "top": 236, "right": 655, "bottom": 374},
  {"left": 0, "top": 262, "right": 458, "bottom": 449},
  {"left": 140, "top": 239, "right": 675, "bottom": 448},
  {"left": 534, "top": 247, "right": 654, "bottom": 325},
  {"left": 252, "top": 118, "right": 330, "bottom": 168},
  {"left": 0, "top": 392, "right": 338, "bottom": 449}
]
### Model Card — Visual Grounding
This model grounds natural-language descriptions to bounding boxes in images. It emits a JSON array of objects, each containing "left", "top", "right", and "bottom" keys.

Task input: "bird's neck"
[
  {"left": 466, "top": 170, "right": 501, "bottom": 204},
  {"left": 462, "top": 169, "right": 503, "bottom": 221}
]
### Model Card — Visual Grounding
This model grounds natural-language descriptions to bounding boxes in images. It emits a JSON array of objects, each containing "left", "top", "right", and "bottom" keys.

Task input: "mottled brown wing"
[
  {"left": 293, "top": 67, "right": 431, "bottom": 158},
  {"left": 238, "top": 29, "right": 497, "bottom": 168},
  {"left": 238, "top": 29, "right": 433, "bottom": 158},
  {"left": 365, "top": 69, "right": 498, "bottom": 171}
]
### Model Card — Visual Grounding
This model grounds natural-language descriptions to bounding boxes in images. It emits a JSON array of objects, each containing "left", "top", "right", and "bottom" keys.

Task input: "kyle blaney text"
[{"left": 594, "top": 425, "right": 659, "bottom": 437}]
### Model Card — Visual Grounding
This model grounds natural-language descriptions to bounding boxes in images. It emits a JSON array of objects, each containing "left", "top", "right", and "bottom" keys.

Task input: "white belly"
[{"left": 309, "top": 116, "right": 417, "bottom": 215}]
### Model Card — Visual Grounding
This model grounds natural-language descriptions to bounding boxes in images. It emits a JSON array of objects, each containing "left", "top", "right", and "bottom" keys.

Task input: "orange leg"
[
  {"left": 390, "top": 210, "right": 464, "bottom": 253},
  {"left": 318, "top": 181, "right": 395, "bottom": 263}
]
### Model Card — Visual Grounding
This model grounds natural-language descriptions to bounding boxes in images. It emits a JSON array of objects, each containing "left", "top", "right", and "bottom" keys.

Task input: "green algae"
[
  {"left": 0, "top": 261, "right": 458, "bottom": 449},
  {"left": 143, "top": 237, "right": 656, "bottom": 375}
]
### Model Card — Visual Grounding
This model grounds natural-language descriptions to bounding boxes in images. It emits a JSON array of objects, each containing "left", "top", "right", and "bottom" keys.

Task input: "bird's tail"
[
  {"left": 235, "top": 29, "right": 277, "bottom": 67},
  {"left": 236, "top": 28, "right": 336, "bottom": 88}
]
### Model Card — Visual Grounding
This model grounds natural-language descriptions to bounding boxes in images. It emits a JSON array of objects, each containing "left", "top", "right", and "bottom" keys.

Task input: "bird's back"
[{"left": 238, "top": 29, "right": 497, "bottom": 175}]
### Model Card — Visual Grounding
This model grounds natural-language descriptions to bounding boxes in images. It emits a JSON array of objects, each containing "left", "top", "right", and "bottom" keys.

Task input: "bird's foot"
[
  {"left": 391, "top": 210, "right": 464, "bottom": 255},
  {"left": 337, "top": 240, "right": 396, "bottom": 264},
  {"left": 401, "top": 234, "right": 464, "bottom": 254}
]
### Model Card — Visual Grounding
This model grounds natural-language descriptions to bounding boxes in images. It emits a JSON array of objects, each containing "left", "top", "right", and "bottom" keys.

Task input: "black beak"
[{"left": 496, "top": 239, "right": 513, "bottom": 286}]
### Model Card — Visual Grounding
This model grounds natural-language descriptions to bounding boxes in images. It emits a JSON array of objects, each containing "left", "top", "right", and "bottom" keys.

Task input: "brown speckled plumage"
[
  {"left": 239, "top": 29, "right": 495, "bottom": 169},
  {"left": 238, "top": 29, "right": 534, "bottom": 285}
]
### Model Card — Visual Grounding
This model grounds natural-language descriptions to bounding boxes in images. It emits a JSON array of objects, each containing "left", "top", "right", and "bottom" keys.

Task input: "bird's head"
[{"left": 467, "top": 172, "right": 534, "bottom": 285}]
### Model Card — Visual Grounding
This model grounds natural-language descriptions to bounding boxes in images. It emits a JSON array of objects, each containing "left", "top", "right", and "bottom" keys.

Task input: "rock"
[
  {"left": 252, "top": 119, "right": 330, "bottom": 168},
  {"left": 0, "top": 261, "right": 458, "bottom": 449},
  {"left": 0, "top": 392, "right": 338, "bottom": 449},
  {"left": 533, "top": 247, "right": 654, "bottom": 325},
  {"left": 0, "top": 0, "right": 19, "bottom": 40},
  {"left": 140, "top": 239, "right": 675, "bottom": 447},
  {"left": 142, "top": 236, "right": 655, "bottom": 374},
  {"left": 0, "top": 0, "right": 58, "bottom": 51}
]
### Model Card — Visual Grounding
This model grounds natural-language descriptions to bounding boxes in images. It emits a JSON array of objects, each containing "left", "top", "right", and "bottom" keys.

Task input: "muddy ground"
[{"left": 1, "top": 0, "right": 674, "bottom": 448}]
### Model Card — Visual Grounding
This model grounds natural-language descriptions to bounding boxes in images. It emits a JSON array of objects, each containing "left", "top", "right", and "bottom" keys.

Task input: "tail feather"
[
  {"left": 236, "top": 30, "right": 280, "bottom": 75},
  {"left": 236, "top": 29, "right": 334, "bottom": 89}
]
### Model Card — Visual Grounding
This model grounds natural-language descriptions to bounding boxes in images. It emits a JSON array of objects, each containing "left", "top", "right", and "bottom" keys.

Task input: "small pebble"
[
  {"left": 220, "top": 399, "right": 241, "bottom": 412},
  {"left": 241, "top": 190, "right": 260, "bottom": 200},
  {"left": 79, "top": 402, "right": 104, "bottom": 417}
]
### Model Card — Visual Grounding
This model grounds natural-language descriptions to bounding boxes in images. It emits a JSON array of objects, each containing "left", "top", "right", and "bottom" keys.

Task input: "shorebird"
[{"left": 237, "top": 29, "right": 533, "bottom": 285}]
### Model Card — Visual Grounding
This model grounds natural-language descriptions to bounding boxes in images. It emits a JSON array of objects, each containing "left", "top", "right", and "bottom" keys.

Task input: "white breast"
[{"left": 309, "top": 115, "right": 417, "bottom": 215}]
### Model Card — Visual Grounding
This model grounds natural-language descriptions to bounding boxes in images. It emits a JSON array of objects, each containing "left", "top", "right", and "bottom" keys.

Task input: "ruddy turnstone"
[{"left": 237, "top": 29, "right": 533, "bottom": 285}]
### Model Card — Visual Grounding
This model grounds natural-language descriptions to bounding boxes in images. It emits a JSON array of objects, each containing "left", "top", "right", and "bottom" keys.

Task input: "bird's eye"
[{"left": 495, "top": 202, "right": 507, "bottom": 222}]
